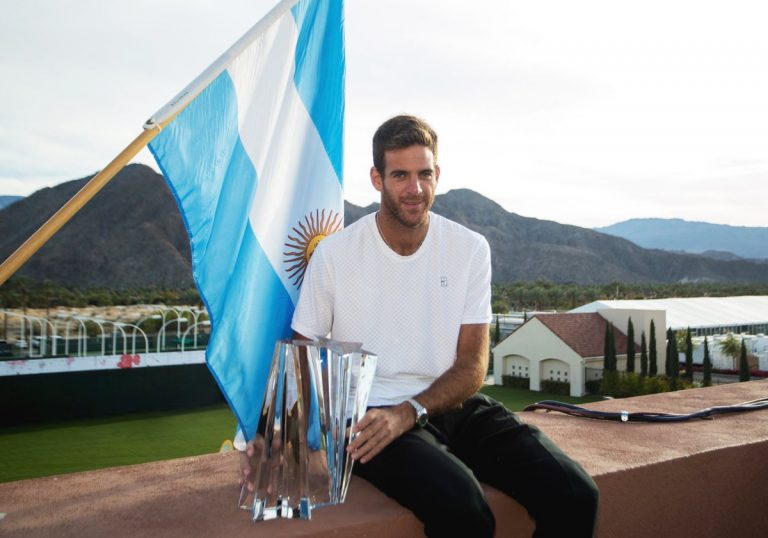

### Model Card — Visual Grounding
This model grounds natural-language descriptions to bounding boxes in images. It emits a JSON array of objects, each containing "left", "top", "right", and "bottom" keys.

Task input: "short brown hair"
[{"left": 372, "top": 115, "right": 438, "bottom": 173}]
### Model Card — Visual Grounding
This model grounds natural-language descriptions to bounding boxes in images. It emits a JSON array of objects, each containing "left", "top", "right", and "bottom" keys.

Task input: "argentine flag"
[{"left": 147, "top": 0, "right": 344, "bottom": 440}]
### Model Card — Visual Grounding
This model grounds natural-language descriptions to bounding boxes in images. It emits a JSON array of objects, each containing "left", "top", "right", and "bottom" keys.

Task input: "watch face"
[{"left": 416, "top": 409, "right": 428, "bottom": 427}]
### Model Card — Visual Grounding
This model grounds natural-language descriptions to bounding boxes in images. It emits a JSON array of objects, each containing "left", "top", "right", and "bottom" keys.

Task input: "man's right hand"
[{"left": 346, "top": 403, "right": 415, "bottom": 464}]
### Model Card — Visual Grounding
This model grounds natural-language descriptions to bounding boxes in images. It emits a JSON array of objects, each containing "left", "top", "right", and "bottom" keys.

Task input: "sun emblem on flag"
[{"left": 283, "top": 209, "right": 342, "bottom": 288}]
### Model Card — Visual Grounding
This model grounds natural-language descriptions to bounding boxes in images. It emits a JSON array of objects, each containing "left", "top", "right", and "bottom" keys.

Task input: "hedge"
[
  {"left": 540, "top": 379, "right": 570, "bottom": 395},
  {"left": 501, "top": 375, "right": 530, "bottom": 389}
]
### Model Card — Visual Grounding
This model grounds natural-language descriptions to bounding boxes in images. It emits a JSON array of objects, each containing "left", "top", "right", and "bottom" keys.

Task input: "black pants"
[{"left": 353, "top": 394, "right": 599, "bottom": 537}]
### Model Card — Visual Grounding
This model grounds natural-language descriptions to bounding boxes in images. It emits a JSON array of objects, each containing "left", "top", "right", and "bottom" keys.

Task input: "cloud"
[{"left": 1, "top": 0, "right": 766, "bottom": 228}]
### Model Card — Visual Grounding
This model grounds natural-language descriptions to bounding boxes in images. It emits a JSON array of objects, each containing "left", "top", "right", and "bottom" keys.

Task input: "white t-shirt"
[{"left": 291, "top": 211, "right": 492, "bottom": 406}]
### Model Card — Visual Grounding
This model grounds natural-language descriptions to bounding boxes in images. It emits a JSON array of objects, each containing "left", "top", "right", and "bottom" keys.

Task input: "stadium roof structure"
[{"left": 570, "top": 296, "right": 768, "bottom": 331}]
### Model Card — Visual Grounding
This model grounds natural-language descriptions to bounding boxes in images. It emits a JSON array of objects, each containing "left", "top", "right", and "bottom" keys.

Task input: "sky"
[{"left": 1, "top": 0, "right": 767, "bottom": 228}]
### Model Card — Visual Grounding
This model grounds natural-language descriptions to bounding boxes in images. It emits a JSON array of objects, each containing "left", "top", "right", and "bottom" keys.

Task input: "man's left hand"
[{"left": 347, "top": 404, "right": 414, "bottom": 463}]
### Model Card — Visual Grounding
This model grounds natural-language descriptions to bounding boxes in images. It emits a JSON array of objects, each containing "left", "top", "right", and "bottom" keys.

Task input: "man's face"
[{"left": 370, "top": 145, "right": 440, "bottom": 229}]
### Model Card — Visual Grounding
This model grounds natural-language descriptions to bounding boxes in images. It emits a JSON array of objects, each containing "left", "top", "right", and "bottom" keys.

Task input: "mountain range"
[
  {"left": 0, "top": 196, "right": 22, "bottom": 210},
  {"left": 1, "top": 164, "right": 767, "bottom": 288},
  {"left": 595, "top": 218, "right": 768, "bottom": 260},
  {"left": 0, "top": 165, "right": 192, "bottom": 289}
]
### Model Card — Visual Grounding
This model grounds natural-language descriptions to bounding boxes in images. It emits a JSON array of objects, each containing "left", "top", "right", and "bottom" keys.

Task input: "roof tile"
[{"left": 534, "top": 312, "right": 636, "bottom": 358}]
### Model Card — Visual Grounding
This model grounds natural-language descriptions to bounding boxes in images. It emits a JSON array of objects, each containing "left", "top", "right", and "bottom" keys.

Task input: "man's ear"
[
  {"left": 370, "top": 166, "right": 383, "bottom": 192},
  {"left": 435, "top": 163, "right": 441, "bottom": 183}
]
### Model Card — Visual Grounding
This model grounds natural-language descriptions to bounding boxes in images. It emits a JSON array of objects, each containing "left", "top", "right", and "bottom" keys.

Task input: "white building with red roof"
[{"left": 492, "top": 311, "right": 661, "bottom": 396}]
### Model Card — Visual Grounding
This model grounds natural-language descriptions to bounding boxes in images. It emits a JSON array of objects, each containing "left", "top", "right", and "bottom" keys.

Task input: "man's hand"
[
  {"left": 347, "top": 403, "right": 414, "bottom": 464},
  {"left": 238, "top": 440, "right": 256, "bottom": 491},
  {"left": 238, "top": 436, "right": 268, "bottom": 492}
]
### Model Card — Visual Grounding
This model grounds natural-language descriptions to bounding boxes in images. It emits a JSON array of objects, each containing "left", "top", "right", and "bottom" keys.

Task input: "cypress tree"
[
  {"left": 603, "top": 323, "right": 616, "bottom": 372},
  {"left": 739, "top": 339, "right": 750, "bottom": 382},
  {"left": 649, "top": 319, "right": 658, "bottom": 376},
  {"left": 626, "top": 317, "right": 635, "bottom": 373},
  {"left": 665, "top": 328, "right": 674, "bottom": 377},
  {"left": 494, "top": 316, "right": 501, "bottom": 345},
  {"left": 640, "top": 331, "right": 648, "bottom": 376},
  {"left": 684, "top": 328, "right": 694, "bottom": 382},
  {"left": 669, "top": 329, "right": 679, "bottom": 380},
  {"left": 702, "top": 337, "right": 712, "bottom": 387}
]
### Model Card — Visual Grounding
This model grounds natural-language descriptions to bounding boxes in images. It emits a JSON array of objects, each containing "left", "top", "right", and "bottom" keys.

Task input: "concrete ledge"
[{"left": 2, "top": 382, "right": 767, "bottom": 537}]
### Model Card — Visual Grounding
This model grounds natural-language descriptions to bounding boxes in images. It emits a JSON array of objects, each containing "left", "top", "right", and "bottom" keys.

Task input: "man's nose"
[{"left": 405, "top": 175, "right": 422, "bottom": 194}]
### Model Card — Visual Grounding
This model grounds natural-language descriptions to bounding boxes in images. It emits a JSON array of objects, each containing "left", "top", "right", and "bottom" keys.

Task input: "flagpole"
[{"left": 0, "top": 127, "right": 162, "bottom": 287}]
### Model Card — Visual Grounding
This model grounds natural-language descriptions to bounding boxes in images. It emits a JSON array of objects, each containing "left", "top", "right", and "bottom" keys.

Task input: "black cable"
[{"left": 522, "top": 397, "right": 768, "bottom": 423}]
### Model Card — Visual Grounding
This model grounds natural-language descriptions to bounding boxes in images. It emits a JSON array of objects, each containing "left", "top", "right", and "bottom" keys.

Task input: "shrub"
[
  {"left": 643, "top": 375, "right": 670, "bottom": 394},
  {"left": 585, "top": 379, "right": 602, "bottom": 395},
  {"left": 540, "top": 379, "right": 570, "bottom": 395},
  {"left": 619, "top": 372, "right": 643, "bottom": 398},
  {"left": 501, "top": 375, "right": 530, "bottom": 389},
  {"left": 599, "top": 371, "right": 620, "bottom": 397},
  {"left": 601, "top": 372, "right": 643, "bottom": 398},
  {"left": 599, "top": 371, "right": 697, "bottom": 398}
]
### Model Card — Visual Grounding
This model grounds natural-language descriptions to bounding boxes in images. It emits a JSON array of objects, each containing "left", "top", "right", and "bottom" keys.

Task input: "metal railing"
[{"left": 0, "top": 306, "right": 210, "bottom": 360}]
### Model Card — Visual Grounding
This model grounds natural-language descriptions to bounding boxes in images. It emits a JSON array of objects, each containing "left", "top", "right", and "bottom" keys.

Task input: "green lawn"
[
  {"left": 0, "top": 386, "right": 600, "bottom": 483},
  {"left": 0, "top": 405, "right": 237, "bottom": 483}
]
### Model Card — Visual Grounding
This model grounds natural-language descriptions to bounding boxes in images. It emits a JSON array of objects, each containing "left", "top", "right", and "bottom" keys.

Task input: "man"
[{"left": 253, "top": 115, "right": 598, "bottom": 536}]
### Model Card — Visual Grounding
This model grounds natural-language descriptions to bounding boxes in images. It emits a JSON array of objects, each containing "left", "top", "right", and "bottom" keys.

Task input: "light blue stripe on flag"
[{"left": 148, "top": 0, "right": 344, "bottom": 439}]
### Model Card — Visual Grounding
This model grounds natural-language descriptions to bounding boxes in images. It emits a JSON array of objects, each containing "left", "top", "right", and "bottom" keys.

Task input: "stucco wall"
[
  {"left": 493, "top": 319, "right": 585, "bottom": 395},
  {"left": 597, "top": 308, "right": 666, "bottom": 374},
  {"left": 3, "top": 382, "right": 766, "bottom": 538}
]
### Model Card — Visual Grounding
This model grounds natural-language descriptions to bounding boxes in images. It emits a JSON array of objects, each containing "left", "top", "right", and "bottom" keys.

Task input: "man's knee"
[
  {"left": 545, "top": 466, "right": 599, "bottom": 536},
  {"left": 573, "top": 470, "right": 600, "bottom": 524},
  {"left": 422, "top": 485, "right": 495, "bottom": 538}
]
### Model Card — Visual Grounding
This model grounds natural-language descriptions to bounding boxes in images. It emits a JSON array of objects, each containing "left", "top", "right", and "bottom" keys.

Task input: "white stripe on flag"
[{"left": 228, "top": 13, "right": 342, "bottom": 304}]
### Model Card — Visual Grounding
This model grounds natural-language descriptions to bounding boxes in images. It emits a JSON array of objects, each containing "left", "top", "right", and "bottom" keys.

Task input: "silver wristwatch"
[{"left": 406, "top": 398, "right": 429, "bottom": 427}]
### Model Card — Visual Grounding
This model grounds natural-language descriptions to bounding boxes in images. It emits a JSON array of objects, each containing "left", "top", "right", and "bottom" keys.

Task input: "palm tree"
[{"left": 718, "top": 333, "right": 741, "bottom": 370}]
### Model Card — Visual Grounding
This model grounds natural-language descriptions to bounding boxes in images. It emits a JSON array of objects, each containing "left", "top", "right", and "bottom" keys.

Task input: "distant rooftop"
[
  {"left": 533, "top": 312, "right": 634, "bottom": 358},
  {"left": 570, "top": 296, "right": 768, "bottom": 331}
]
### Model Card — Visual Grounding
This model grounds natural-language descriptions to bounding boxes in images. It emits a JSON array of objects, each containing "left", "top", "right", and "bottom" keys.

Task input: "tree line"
[
  {"left": 492, "top": 280, "right": 768, "bottom": 313},
  {"left": 0, "top": 277, "right": 202, "bottom": 310},
  {"left": 600, "top": 318, "right": 755, "bottom": 397},
  {"left": 2, "top": 276, "right": 767, "bottom": 312}
]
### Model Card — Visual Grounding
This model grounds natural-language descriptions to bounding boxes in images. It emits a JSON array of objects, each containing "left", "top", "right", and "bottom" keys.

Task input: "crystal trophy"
[{"left": 239, "top": 338, "right": 377, "bottom": 520}]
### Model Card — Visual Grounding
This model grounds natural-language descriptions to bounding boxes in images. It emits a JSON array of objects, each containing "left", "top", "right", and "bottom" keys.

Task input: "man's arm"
[{"left": 347, "top": 322, "right": 489, "bottom": 464}]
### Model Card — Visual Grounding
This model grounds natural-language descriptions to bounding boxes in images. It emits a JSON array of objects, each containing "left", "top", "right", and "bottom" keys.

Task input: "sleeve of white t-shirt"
[
  {"left": 291, "top": 242, "right": 334, "bottom": 339},
  {"left": 462, "top": 236, "right": 493, "bottom": 324}
]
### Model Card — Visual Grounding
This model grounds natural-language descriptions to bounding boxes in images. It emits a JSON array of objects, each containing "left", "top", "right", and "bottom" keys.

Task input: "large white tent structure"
[{"left": 571, "top": 296, "right": 768, "bottom": 335}]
